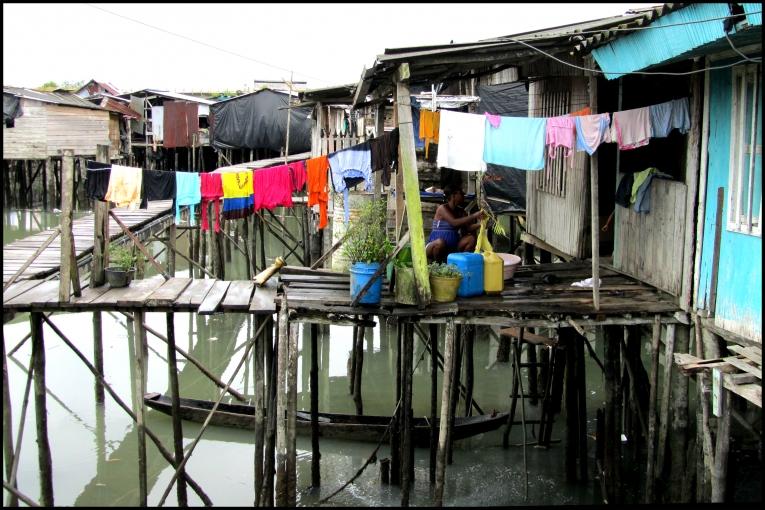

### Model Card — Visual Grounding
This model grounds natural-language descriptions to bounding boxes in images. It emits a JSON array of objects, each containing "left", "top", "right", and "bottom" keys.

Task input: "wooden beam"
[
  {"left": 519, "top": 232, "right": 576, "bottom": 262},
  {"left": 59, "top": 150, "right": 80, "bottom": 302},
  {"left": 395, "top": 64, "right": 431, "bottom": 305},
  {"left": 588, "top": 73, "right": 600, "bottom": 311}
]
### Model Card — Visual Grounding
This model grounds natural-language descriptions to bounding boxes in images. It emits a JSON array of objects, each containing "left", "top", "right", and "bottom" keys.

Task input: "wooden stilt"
[
  {"left": 254, "top": 316, "right": 265, "bottom": 504},
  {"left": 390, "top": 320, "right": 401, "bottom": 486},
  {"left": 464, "top": 325, "right": 474, "bottom": 417},
  {"left": 645, "top": 315, "right": 662, "bottom": 503},
  {"left": 353, "top": 323, "right": 364, "bottom": 416},
  {"left": 166, "top": 312, "right": 187, "bottom": 506},
  {"left": 656, "top": 324, "right": 677, "bottom": 489},
  {"left": 2, "top": 328, "right": 19, "bottom": 507},
  {"left": 349, "top": 326, "right": 357, "bottom": 395},
  {"left": 434, "top": 318, "right": 456, "bottom": 507},
  {"left": 92, "top": 145, "right": 110, "bottom": 287},
  {"left": 669, "top": 325, "right": 690, "bottom": 502},
  {"left": 400, "top": 322, "right": 414, "bottom": 507},
  {"left": 564, "top": 329, "right": 578, "bottom": 482},
  {"left": 133, "top": 311, "right": 148, "bottom": 507},
  {"left": 262, "top": 316, "right": 277, "bottom": 507},
  {"left": 59, "top": 149, "right": 80, "bottom": 301},
  {"left": 167, "top": 221, "right": 177, "bottom": 277},
  {"left": 31, "top": 312, "right": 54, "bottom": 506},
  {"left": 286, "top": 321, "right": 298, "bottom": 506},
  {"left": 528, "top": 343, "right": 539, "bottom": 406},
  {"left": 447, "top": 325, "right": 463, "bottom": 465},
  {"left": 92, "top": 312, "right": 105, "bottom": 404},
  {"left": 242, "top": 218, "right": 252, "bottom": 279},
  {"left": 576, "top": 332, "right": 588, "bottom": 482},
  {"left": 42, "top": 158, "right": 48, "bottom": 210},
  {"left": 310, "top": 323, "right": 320, "bottom": 488},
  {"left": 694, "top": 315, "right": 714, "bottom": 502},
  {"left": 603, "top": 325, "right": 622, "bottom": 503},
  {"left": 429, "top": 323, "right": 438, "bottom": 483},
  {"left": 275, "top": 297, "right": 289, "bottom": 506},
  {"left": 711, "top": 386, "right": 730, "bottom": 502}
]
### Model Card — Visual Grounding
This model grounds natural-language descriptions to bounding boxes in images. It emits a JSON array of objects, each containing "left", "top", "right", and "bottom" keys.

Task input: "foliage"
[
  {"left": 342, "top": 199, "right": 393, "bottom": 264},
  {"left": 428, "top": 262, "right": 462, "bottom": 278},
  {"left": 37, "top": 80, "right": 85, "bottom": 92},
  {"left": 393, "top": 245, "right": 412, "bottom": 268},
  {"left": 108, "top": 244, "right": 137, "bottom": 271}
]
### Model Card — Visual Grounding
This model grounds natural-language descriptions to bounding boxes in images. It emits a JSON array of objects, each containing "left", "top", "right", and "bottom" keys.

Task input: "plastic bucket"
[
  {"left": 497, "top": 253, "right": 522, "bottom": 280},
  {"left": 430, "top": 274, "right": 462, "bottom": 303},
  {"left": 350, "top": 262, "right": 383, "bottom": 305}
]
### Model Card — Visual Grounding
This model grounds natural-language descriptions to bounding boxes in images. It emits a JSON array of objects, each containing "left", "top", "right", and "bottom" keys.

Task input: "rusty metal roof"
[
  {"left": 96, "top": 96, "right": 142, "bottom": 119},
  {"left": 2, "top": 86, "right": 107, "bottom": 110}
]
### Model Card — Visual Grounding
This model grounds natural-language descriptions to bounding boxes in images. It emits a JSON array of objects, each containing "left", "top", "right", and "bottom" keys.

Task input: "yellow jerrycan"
[{"left": 474, "top": 216, "right": 504, "bottom": 294}]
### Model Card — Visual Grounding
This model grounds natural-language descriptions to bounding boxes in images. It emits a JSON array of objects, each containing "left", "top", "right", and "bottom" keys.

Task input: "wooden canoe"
[{"left": 144, "top": 392, "right": 508, "bottom": 447}]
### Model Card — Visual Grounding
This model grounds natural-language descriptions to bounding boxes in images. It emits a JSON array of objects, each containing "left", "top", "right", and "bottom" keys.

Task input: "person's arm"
[{"left": 439, "top": 205, "right": 483, "bottom": 228}]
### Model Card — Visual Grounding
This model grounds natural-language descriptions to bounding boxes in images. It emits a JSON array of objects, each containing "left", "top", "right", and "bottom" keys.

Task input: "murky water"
[{"left": 4, "top": 208, "right": 616, "bottom": 506}]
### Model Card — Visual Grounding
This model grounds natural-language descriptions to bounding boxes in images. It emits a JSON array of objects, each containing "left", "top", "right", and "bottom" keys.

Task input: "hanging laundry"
[
  {"left": 287, "top": 160, "right": 307, "bottom": 193},
  {"left": 85, "top": 161, "right": 111, "bottom": 201},
  {"left": 437, "top": 110, "right": 487, "bottom": 172},
  {"left": 483, "top": 116, "right": 547, "bottom": 171},
  {"left": 633, "top": 168, "right": 672, "bottom": 213},
  {"left": 221, "top": 170, "right": 254, "bottom": 220},
  {"left": 369, "top": 128, "right": 399, "bottom": 187},
  {"left": 411, "top": 104, "right": 425, "bottom": 150},
  {"left": 545, "top": 115, "right": 576, "bottom": 161},
  {"left": 575, "top": 113, "right": 612, "bottom": 155},
  {"left": 418, "top": 109, "right": 440, "bottom": 158},
  {"left": 569, "top": 106, "right": 592, "bottom": 117},
  {"left": 649, "top": 97, "right": 690, "bottom": 137},
  {"left": 614, "top": 172, "right": 635, "bottom": 208},
  {"left": 175, "top": 171, "right": 201, "bottom": 225},
  {"left": 630, "top": 167, "right": 657, "bottom": 205},
  {"left": 104, "top": 164, "right": 143, "bottom": 209},
  {"left": 200, "top": 172, "right": 223, "bottom": 232},
  {"left": 328, "top": 141, "right": 372, "bottom": 223},
  {"left": 306, "top": 155, "right": 330, "bottom": 230},
  {"left": 611, "top": 107, "right": 650, "bottom": 150},
  {"left": 254, "top": 165, "right": 293, "bottom": 211},
  {"left": 140, "top": 169, "right": 176, "bottom": 209},
  {"left": 485, "top": 112, "right": 501, "bottom": 128}
]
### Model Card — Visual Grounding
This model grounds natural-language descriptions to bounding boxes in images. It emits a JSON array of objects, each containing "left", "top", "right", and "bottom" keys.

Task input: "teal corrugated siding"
[
  {"left": 696, "top": 65, "right": 762, "bottom": 341},
  {"left": 592, "top": 3, "right": 763, "bottom": 80}
]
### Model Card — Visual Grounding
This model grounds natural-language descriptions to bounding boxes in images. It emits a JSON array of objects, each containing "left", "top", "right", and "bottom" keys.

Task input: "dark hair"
[{"left": 444, "top": 185, "right": 464, "bottom": 200}]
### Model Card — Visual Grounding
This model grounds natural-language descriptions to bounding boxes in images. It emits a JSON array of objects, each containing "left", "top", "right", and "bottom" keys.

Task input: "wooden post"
[
  {"left": 669, "top": 325, "right": 690, "bottom": 502},
  {"left": 395, "top": 64, "right": 431, "bottom": 305},
  {"left": 400, "top": 322, "right": 414, "bottom": 507},
  {"left": 133, "top": 311, "right": 148, "bottom": 506},
  {"left": 31, "top": 312, "right": 54, "bottom": 506},
  {"left": 167, "top": 221, "right": 177, "bottom": 276},
  {"left": 242, "top": 218, "right": 252, "bottom": 279},
  {"left": 694, "top": 314, "right": 715, "bottom": 502},
  {"left": 374, "top": 103, "right": 385, "bottom": 200},
  {"left": 254, "top": 316, "right": 266, "bottom": 504},
  {"left": 275, "top": 297, "right": 289, "bottom": 506},
  {"left": 711, "top": 386, "right": 730, "bottom": 502},
  {"left": 92, "top": 145, "right": 110, "bottom": 287},
  {"left": 42, "top": 157, "right": 48, "bottom": 209},
  {"left": 286, "top": 321, "right": 298, "bottom": 506},
  {"left": 166, "top": 312, "right": 187, "bottom": 506},
  {"left": 564, "top": 330, "right": 578, "bottom": 482},
  {"left": 353, "top": 323, "right": 364, "bottom": 416},
  {"left": 200, "top": 204, "right": 208, "bottom": 276},
  {"left": 645, "top": 315, "right": 662, "bottom": 503},
  {"left": 310, "top": 323, "right": 320, "bottom": 488},
  {"left": 655, "top": 324, "right": 676, "bottom": 487},
  {"left": 576, "top": 331, "right": 588, "bottom": 482},
  {"left": 92, "top": 312, "right": 105, "bottom": 405},
  {"left": 588, "top": 72, "right": 600, "bottom": 310},
  {"left": 390, "top": 320, "right": 402, "bottom": 486},
  {"left": 447, "top": 325, "right": 463, "bottom": 465},
  {"left": 429, "top": 323, "right": 438, "bottom": 483},
  {"left": 464, "top": 325, "right": 474, "bottom": 416},
  {"left": 262, "top": 316, "right": 277, "bottom": 507},
  {"left": 434, "top": 319, "right": 456, "bottom": 506},
  {"left": 59, "top": 149, "right": 81, "bottom": 301},
  {"left": 708, "top": 188, "right": 724, "bottom": 315},
  {"left": 603, "top": 325, "right": 622, "bottom": 503}
]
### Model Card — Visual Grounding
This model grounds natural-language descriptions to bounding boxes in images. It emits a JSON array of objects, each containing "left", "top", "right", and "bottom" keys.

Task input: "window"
[{"left": 728, "top": 64, "right": 762, "bottom": 236}]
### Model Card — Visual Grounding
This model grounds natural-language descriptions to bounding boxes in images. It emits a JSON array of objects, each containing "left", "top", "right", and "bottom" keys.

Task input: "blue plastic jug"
[{"left": 447, "top": 253, "right": 484, "bottom": 298}]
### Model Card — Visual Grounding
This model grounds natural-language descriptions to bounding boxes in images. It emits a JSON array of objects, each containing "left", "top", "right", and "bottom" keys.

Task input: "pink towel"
[
  {"left": 612, "top": 107, "right": 650, "bottom": 150},
  {"left": 545, "top": 115, "right": 576, "bottom": 159},
  {"left": 254, "top": 165, "right": 293, "bottom": 211},
  {"left": 288, "top": 160, "right": 307, "bottom": 192},
  {"left": 485, "top": 112, "right": 501, "bottom": 128}
]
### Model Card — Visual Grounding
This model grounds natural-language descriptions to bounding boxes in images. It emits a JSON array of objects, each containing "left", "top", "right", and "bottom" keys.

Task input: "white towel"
[
  {"left": 571, "top": 277, "right": 601, "bottom": 288},
  {"left": 611, "top": 107, "right": 650, "bottom": 150},
  {"left": 436, "top": 110, "right": 487, "bottom": 172}
]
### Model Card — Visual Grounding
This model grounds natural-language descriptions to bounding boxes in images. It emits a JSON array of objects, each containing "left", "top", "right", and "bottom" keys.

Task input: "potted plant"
[
  {"left": 105, "top": 244, "right": 137, "bottom": 288},
  {"left": 392, "top": 245, "right": 417, "bottom": 305},
  {"left": 342, "top": 199, "right": 393, "bottom": 305},
  {"left": 429, "top": 262, "right": 462, "bottom": 303}
]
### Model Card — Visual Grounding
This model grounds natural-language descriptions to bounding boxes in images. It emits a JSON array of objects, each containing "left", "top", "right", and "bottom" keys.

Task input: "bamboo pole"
[
  {"left": 31, "top": 312, "right": 53, "bottom": 506},
  {"left": 395, "top": 64, "right": 431, "bottom": 305},
  {"left": 40, "top": 315, "right": 213, "bottom": 505},
  {"left": 166, "top": 312, "right": 187, "bottom": 506},
  {"left": 434, "top": 318, "right": 456, "bottom": 506}
]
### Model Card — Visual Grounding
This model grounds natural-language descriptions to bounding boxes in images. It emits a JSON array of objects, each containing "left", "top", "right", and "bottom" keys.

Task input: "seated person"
[{"left": 425, "top": 186, "right": 484, "bottom": 262}]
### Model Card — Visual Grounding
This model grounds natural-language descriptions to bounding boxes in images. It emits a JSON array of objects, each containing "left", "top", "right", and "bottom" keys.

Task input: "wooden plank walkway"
[
  {"left": 2, "top": 200, "right": 173, "bottom": 285},
  {"left": 2, "top": 277, "right": 277, "bottom": 315}
]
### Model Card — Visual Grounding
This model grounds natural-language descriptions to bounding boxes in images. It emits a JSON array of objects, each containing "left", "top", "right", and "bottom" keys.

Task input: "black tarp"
[
  {"left": 209, "top": 89, "right": 311, "bottom": 153},
  {"left": 4, "top": 93, "right": 21, "bottom": 127},
  {"left": 477, "top": 83, "right": 529, "bottom": 213}
]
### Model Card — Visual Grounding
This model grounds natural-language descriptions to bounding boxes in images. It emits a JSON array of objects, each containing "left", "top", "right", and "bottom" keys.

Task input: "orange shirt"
[
  {"left": 419, "top": 109, "right": 440, "bottom": 158},
  {"left": 306, "top": 155, "right": 329, "bottom": 229}
]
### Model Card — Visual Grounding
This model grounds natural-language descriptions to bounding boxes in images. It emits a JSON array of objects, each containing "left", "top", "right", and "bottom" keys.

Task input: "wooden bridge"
[{"left": 2, "top": 200, "right": 173, "bottom": 285}]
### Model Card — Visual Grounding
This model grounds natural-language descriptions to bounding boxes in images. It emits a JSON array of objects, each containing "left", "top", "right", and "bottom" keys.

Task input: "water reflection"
[{"left": 4, "top": 209, "right": 607, "bottom": 506}]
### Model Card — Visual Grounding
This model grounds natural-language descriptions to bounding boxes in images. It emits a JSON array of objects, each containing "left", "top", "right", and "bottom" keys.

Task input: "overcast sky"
[{"left": 4, "top": 3, "right": 659, "bottom": 94}]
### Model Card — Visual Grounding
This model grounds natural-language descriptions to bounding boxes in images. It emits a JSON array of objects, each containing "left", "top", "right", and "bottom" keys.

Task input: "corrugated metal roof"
[
  {"left": 590, "top": 3, "right": 762, "bottom": 79},
  {"left": 75, "top": 79, "right": 121, "bottom": 97},
  {"left": 121, "top": 89, "right": 216, "bottom": 105},
  {"left": 98, "top": 97, "right": 142, "bottom": 119},
  {"left": 2, "top": 86, "right": 107, "bottom": 110}
]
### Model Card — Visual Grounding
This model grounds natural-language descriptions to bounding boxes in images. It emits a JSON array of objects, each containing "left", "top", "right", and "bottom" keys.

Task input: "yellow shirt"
[
  {"left": 104, "top": 164, "right": 142, "bottom": 209},
  {"left": 419, "top": 110, "right": 440, "bottom": 158},
  {"left": 221, "top": 171, "right": 254, "bottom": 198}
]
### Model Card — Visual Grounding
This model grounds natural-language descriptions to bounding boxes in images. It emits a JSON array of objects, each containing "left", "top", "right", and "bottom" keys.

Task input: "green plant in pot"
[
  {"left": 105, "top": 244, "right": 137, "bottom": 288},
  {"left": 429, "top": 262, "right": 462, "bottom": 303},
  {"left": 342, "top": 199, "right": 393, "bottom": 305},
  {"left": 392, "top": 245, "right": 417, "bottom": 305}
]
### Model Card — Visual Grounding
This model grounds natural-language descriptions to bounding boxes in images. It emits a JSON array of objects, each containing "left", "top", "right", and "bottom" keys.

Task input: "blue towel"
[
  {"left": 175, "top": 171, "right": 201, "bottom": 225},
  {"left": 328, "top": 143, "right": 372, "bottom": 223},
  {"left": 483, "top": 116, "right": 547, "bottom": 170},
  {"left": 649, "top": 98, "right": 690, "bottom": 137}
]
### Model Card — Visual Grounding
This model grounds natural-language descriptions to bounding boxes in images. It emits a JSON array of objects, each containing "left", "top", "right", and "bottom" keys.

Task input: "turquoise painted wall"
[
  {"left": 696, "top": 66, "right": 762, "bottom": 339},
  {"left": 592, "top": 3, "right": 762, "bottom": 80}
]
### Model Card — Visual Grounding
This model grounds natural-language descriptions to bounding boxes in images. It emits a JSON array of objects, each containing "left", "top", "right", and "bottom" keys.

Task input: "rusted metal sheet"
[{"left": 163, "top": 100, "right": 198, "bottom": 148}]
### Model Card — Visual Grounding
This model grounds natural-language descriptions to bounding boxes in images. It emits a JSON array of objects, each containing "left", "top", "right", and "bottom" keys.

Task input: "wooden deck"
[
  {"left": 2, "top": 200, "right": 173, "bottom": 285},
  {"left": 2, "top": 276, "right": 276, "bottom": 315}
]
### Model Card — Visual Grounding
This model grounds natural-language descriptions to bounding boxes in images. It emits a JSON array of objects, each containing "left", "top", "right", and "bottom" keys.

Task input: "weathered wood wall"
[
  {"left": 613, "top": 179, "right": 687, "bottom": 295},
  {"left": 108, "top": 113, "right": 121, "bottom": 159},
  {"left": 525, "top": 76, "right": 591, "bottom": 259},
  {"left": 2, "top": 99, "right": 111, "bottom": 160}
]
